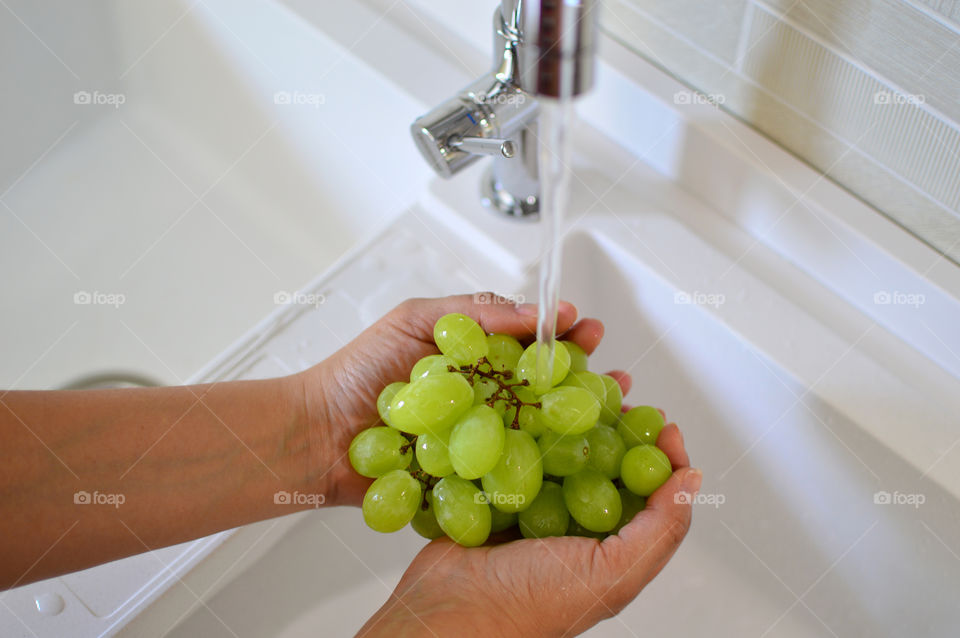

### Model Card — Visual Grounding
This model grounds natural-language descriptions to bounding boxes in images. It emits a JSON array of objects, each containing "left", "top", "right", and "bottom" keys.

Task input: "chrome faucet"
[{"left": 411, "top": 0, "right": 598, "bottom": 218}]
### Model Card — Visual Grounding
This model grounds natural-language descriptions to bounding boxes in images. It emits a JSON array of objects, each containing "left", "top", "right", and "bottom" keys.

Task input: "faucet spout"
[{"left": 409, "top": 0, "right": 597, "bottom": 218}]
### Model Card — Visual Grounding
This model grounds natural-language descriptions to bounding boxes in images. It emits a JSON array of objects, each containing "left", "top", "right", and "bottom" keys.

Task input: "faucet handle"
[{"left": 448, "top": 135, "right": 516, "bottom": 158}]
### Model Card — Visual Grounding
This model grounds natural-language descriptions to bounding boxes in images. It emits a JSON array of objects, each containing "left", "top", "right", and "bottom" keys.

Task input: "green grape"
[
  {"left": 614, "top": 488, "right": 647, "bottom": 533},
  {"left": 518, "top": 482, "right": 570, "bottom": 538},
  {"left": 539, "top": 386, "right": 601, "bottom": 435},
  {"left": 486, "top": 334, "right": 523, "bottom": 372},
  {"left": 562, "top": 469, "right": 622, "bottom": 532},
  {"left": 348, "top": 427, "right": 412, "bottom": 478},
  {"left": 617, "top": 406, "right": 665, "bottom": 448},
  {"left": 490, "top": 507, "right": 518, "bottom": 533},
  {"left": 516, "top": 341, "right": 571, "bottom": 394},
  {"left": 501, "top": 385, "right": 545, "bottom": 438},
  {"left": 411, "top": 491, "right": 446, "bottom": 539},
  {"left": 389, "top": 373, "right": 473, "bottom": 435},
  {"left": 410, "top": 354, "right": 458, "bottom": 381},
  {"left": 598, "top": 375, "right": 622, "bottom": 426},
  {"left": 415, "top": 430, "right": 454, "bottom": 477},
  {"left": 481, "top": 429, "right": 542, "bottom": 513},
  {"left": 434, "top": 313, "right": 489, "bottom": 366},
  {"left": 377, "top": 382, "right": 407, "bottom": 427},
  {"left": 432, "top": 475, "right": 492, "bottom": 547},
  {"left": 621, "top": 444, "right": 672, "bottom": 496},
  {"left": 567, "top": 519, "right": 607, "bottom": 539},
  {"left": 538, "top": 429, "right": 590, "bottom": 476},
  {"left": 563, "top": 341, "right": 589, "bottom": 373},
  {"left": 584, "top": 424, "right": 626, "bottom": 480},
  {"left": 560, "top": 370, "right": 607, "bottom": 412},
  {"left": 448, "top": 405, "right": 505, "bottom": 480},
  {"left": 362, "top": 470, "right": 422, "bottom": 533},
  {"left": 473, "top": 377, "right": 506, "bottom": 416}
]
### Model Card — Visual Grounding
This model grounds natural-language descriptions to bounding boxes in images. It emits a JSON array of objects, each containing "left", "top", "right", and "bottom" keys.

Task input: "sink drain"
[{"left": 59, "top": 372, "right": 162, "bottom": 390}]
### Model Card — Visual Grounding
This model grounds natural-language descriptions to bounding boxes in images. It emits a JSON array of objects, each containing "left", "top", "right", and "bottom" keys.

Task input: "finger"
[
  {"left": 603, "top": 370, "right": 631, "bottom": 397},
  {"left": 559, "top": 318, "right": 604, "bottom": 354},
  {"left": 604, "top": 466, "right": 700, "bottom": 590},
  {"left": 392, "top": 294, "right": 578, "bottom": 342},
  {"left": 656, "top": 423, "right": 689, "bottom": 470}
]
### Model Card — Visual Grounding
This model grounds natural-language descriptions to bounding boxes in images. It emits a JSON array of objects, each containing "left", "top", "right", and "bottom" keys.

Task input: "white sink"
[{"left": 3, "top": 1, "right": 959, "bottom": 637}]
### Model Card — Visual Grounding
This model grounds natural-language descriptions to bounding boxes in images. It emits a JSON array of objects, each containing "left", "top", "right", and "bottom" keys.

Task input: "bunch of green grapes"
[{"left": 348, "top": 313, "right": 674, "bottom": 546}]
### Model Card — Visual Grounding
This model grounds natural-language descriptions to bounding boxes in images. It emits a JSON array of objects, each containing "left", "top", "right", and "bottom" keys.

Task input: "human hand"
[{"left": 298, "top": 293, "right": 618, "bottom": 507}]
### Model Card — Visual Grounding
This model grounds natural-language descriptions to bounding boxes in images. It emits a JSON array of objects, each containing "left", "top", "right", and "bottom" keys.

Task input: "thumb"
[{"left": 603, "top": 467, "right": 701, "bottom": 591}]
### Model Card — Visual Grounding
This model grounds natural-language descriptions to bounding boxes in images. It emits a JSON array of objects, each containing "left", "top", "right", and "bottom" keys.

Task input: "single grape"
[
  {"left": 486, "top": 334, "right": 523, "bottom": 372},
  {"left": 416, "top": 430, "right": 454, "bottom": 477},
  {"left": 516, "top": 341, "right": 571, "bottom": 394},
  {"left": 348, "top": 427, "right": 412, "bottom": 478},
  {"left": 563, "top": 341, "right": 589, "bottom": 373},
  {"left": 432, "top": 475, "right": 492, "bottom": 547},
  {"left": 538, "top": 429, "right": 590, "bottom": 476},
  {"left": 560, "top": 371, "right": 607, "bottom": 417},
  {"left": 614, "top": 488, "right": 647, "bottom": 533},
  {"left": 584, "top": 424, "right": 626, "bottom": 480},
  {"left": 598, "top": 375, "right": 622, "bottom": 426},
  {"left": 490, "top": 507, "right": 518, "bottom": 533},
  {"left": 410, "top": 354, "right": 458, "bottom": 381},
  {"left": 539, "top": 386, "right": 601, "bottom": 435},
  {"left": 389, "top": 373, "right": 473, "bottom": 435},
  {"left": 481, "top": 429, "right": 542, "bottom": 513},
  {"left": 617, "top": 406, "right": 665, "bottom": 448},
  {"left": 501, "top": 385, "right": 545, "bottom": 438},
  {"left": 411, "top": 491, "right": 446, "bottom": 539},
  {"left": 567, "top": 519, "right": 607, "bottom": 539},
  {"left": 518, "top": 482, "right": 570, "bottom": 538},
  {"left": 620, "top": 444, "right": 672, "bottom": 496},
  {"left": 377, "top": 381, "right": 407, "bottom": 427},
  {"left": 362, "top": 470, "right": 422, "bottom": 533},
  {"left": 434, "top": 313, "right": 489, "bottom": 366},
  {"left": 448, "top": 405, "right": 505, "bottom": 480},
  {"left": 473, "top": 377, "right": 506, "bottom": 416},
  {"left": 562, "top": 469, "right": 622, "bottom": 532}
]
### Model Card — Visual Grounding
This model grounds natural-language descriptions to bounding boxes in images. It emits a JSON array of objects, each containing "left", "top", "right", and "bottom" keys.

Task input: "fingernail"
[
  {"left": 682, "top": 468, "right": 702, "bottom": 495},
  {"left": 515, "top": 303, "right": 538, "bottom": 316}
]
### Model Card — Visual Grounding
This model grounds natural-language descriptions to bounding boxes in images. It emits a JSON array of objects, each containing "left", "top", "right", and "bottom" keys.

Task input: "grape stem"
[{"left": 447, "top": 357, "right": 542, "bottom": 430}]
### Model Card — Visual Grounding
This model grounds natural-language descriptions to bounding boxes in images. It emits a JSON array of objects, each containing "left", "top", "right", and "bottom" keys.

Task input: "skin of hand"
[{"left": 299, "top": 294, "right": 700, "bottom": 637}]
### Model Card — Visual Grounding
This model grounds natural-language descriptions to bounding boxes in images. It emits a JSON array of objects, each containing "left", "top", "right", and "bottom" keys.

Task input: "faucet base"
[{"left": 480, "top": 166, "right": 539, "bottom": 219}]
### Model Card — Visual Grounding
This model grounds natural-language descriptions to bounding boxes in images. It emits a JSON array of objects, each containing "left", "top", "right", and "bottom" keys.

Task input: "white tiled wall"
[{"left": 603, "top": 0, "right": 960, "bottom": 263}]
